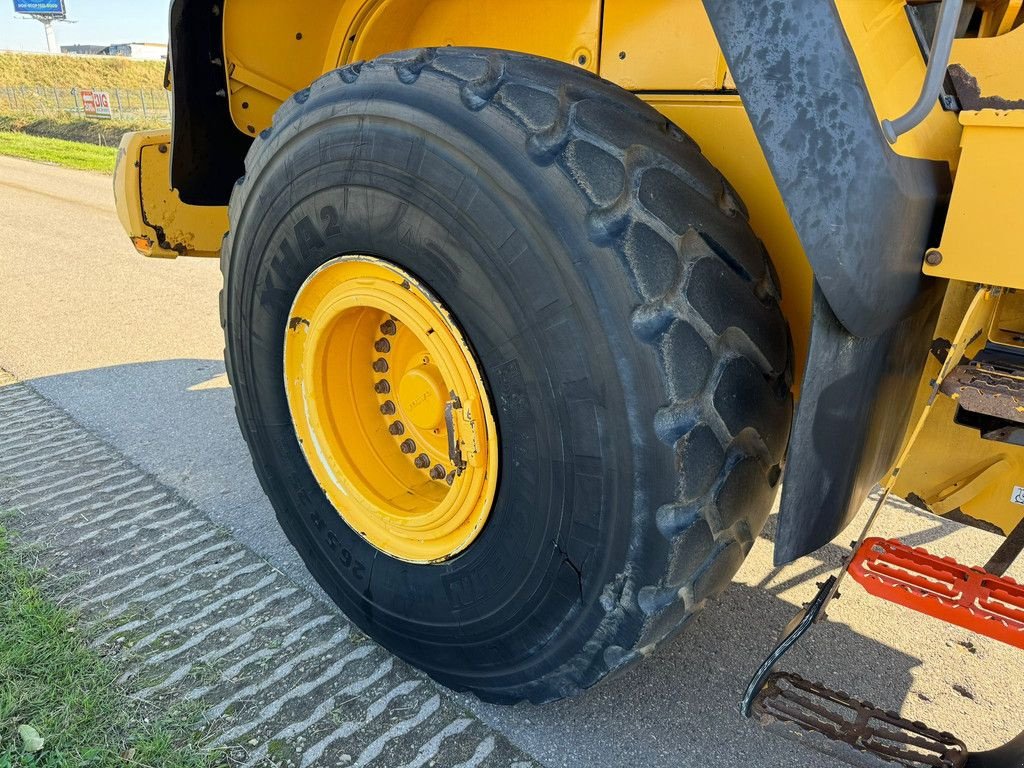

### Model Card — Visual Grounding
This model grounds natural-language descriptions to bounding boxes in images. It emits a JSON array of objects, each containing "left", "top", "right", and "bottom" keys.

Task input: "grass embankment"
[
  {"left": 0, "top": 111, "right": 164, "bottom": 172},
  {"left": 0, "top": 112, "right": 161, "bottom": 146},
  {"left": 0, "top": 132, "right": 116, "bottom": 172},
  {"left": 0, "top": 51, "right": 164, "bottom": 90},
  {"left": 0, "top": 525, "right": 220, "bottom": 767},
  {"left": 0, "top": 52, "right": 167, "bottom": 166}
]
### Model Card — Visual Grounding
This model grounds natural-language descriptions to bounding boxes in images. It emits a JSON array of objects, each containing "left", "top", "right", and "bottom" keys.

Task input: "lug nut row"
[{"left": 372, "top": 317, "right": 448, "bottom": 484}]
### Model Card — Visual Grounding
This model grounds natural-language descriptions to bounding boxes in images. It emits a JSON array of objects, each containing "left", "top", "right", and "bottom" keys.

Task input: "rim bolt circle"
[
  {"left": 380, "top": 400, "right": 396, "bottom": 415},
  {"left": 414, "top": 453, "right": 430, "bottom": 469},
  {"left": 372, "top": 357, "right": 389, "bottom": 373},
  {"left": 400, "top": 439, "right": 416, "bottom": 454},
  {"left": 389, "top": 421, "right": 405, "bottom": 436},
  {"left": 374, "top": 379, "right": 391, "bottom": 394},
  {"left": 380, "top": 319, "right": 397, "bottom": 336},
  {"left": 374, "top": 338, "right": 391, "bottom": 354},
  {"left": 430, "top": 464, "right": 446, "bottom": 480}
]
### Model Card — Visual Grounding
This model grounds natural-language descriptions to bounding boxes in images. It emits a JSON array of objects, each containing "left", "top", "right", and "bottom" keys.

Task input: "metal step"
[
  {"left": 752, "top": 672, "right": 967, "bottom": 768},
  {"left": 941, "top": 360, "right": 1024, "bottom": 425},
  {"left": 848, "top": 537, "right": 1024, "bottom": 649},
  {"left": 943, "top": 354, "right": 1024, "bottom": 445}
]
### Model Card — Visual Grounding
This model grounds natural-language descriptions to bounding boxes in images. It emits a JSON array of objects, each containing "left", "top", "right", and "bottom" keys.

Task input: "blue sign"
[{"left": 13, "top": 0, "right": 65, "bottom": 15}]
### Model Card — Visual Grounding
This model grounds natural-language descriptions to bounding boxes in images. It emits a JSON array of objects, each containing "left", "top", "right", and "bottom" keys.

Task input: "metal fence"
[{"left": 0, "top": 85, "right": 171, "bottom": 122}]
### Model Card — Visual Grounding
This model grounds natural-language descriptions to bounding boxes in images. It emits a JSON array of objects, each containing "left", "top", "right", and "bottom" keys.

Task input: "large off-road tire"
[{"left": 222, "top": 48, "right": 793, "bottom": 704}]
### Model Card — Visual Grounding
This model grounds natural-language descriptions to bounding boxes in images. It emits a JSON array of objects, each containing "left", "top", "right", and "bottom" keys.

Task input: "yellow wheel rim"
[{"left": 283, "top": 255, "right": 499, "bottom": 563}]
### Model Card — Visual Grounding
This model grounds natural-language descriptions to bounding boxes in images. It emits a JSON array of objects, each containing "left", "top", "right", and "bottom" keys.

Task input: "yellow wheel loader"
[{"left": 113, "top": 0, "right": 1024, "bottom": 762}]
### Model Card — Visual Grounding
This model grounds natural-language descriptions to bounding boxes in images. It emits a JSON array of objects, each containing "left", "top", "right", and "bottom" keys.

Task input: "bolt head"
[{"left": 925, "top": 250, "right": 943, "bottom": 266}]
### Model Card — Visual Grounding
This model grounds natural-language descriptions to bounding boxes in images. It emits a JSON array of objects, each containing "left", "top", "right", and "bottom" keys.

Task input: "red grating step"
[{"left": 848, "top": 537, "right": 1024, "bottom": 649}]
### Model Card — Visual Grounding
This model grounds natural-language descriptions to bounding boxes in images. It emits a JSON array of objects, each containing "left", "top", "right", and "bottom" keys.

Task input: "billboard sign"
[
  {"left": 80, "top": 89, "right": 112, "bottom": 119},
  {"left": 12, "top": 0, "right": 65, "bottom": 15}
]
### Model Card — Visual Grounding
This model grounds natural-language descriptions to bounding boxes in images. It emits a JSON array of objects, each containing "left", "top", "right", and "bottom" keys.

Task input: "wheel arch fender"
[
  {"left": 168, "top": 0, "right": 252, "bottom": 205},
  {"left": 700, "top": 0, "right": 951, "bottom": 562}
]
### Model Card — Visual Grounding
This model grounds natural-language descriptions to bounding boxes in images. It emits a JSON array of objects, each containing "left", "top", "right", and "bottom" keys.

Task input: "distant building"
[
  {"left": 61, "top": 44, "right": 105, "bottom": 55},
  {"left": 97, "top": 42, "right": 167, "bottom": 60}
]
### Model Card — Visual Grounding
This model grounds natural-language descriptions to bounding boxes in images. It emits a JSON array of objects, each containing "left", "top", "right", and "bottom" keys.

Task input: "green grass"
[
  {"left": 0, "top": 132, "right": 116, "bottom": 173},
  {"left": 0, "top": 112, "right": 164, "bottom": 146},
  {"left": 0, "top": 526, "right": 222, "bottom": 767}
]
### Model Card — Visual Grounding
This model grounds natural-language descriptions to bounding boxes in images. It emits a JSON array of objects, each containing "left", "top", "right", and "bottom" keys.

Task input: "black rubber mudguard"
[
  {"left": 167, "top": 0, "right": 251, "bottom": 205},
  {"left": 701, "top": 0, "right": 949, "bottom": 339},
  {"left": 774, "top": 283, "right": 942, "bottom": 564},
  {"left": 701, "top": 0, "right": 951, "bottom": 562}
]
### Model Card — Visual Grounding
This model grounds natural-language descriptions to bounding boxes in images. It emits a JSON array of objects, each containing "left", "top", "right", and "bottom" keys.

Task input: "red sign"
[{"left": 80, "top": 89, "right": 112, "bottom": 120}]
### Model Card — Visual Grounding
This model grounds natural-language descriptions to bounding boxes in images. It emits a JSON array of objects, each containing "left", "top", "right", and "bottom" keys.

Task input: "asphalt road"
[{"left": 2, "top": 154, "right": 1023, "bottom": 767}]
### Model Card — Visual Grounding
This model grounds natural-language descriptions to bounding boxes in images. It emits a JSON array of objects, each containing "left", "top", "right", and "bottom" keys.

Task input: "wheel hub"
[
  {"left": 283, "top": 255, "right": 498, "bottom": 563},
  {"left": 398, "top": 364, "right": 445, "bottom": 430}
]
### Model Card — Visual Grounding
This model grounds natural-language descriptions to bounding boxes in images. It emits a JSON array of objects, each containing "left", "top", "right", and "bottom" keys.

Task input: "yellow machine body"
[
  {"left": 115, "top": 0, "right": 1024, "bottom": 535},
  {"left": 113, "top": 129, "right": 228, "bottom": 259}
]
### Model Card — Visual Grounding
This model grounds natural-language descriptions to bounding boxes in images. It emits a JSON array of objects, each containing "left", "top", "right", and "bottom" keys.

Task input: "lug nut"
[
  {"left": 400, "top": 439, "right": 416, "bottom": 454},
  {"left": 380, "top": 319, "right": 397, "bottom": 336},
  {"left": 372, "top": 357, "right": 389, "bottom": 373},
  {"left": 414, "top": 453, "right": 430, "bottom": 469},
  {"left": 374, "top": 338, "right": 391, "bottom": 354},
  {"left": 430, "top": 464, "right": 446, "bottom": 480},
  {"left": 380, "top": 400, "right": 396, "bottom": 415},
  {"left": 389, "top": 421, "right": 405, "bottom": 435},
  {"left": 374, "top": 379, "right": 391, "bottom": 394},
  {"left": 446, "top": 471, "right": 456, "bottom": 486}
]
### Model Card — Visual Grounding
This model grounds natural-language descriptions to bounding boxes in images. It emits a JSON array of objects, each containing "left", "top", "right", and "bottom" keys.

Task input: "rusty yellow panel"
[
  {"left": 950, "top": 21, "right": 1024, "bottom": 107},
  {"left": 894, "top": 284, "right": 1024, "bottom": 534},
  {"left": 925, "top": 110, "right": 1024, "bottom": 288},
  {"left": 643, "top": 96, "right": 812, "bottom": 386},
  {"left": 114, "top": 129, "right": 228, "bottom": 259},
  {"left": 599, "top": 0, "right": 725, "bottom": 91}
]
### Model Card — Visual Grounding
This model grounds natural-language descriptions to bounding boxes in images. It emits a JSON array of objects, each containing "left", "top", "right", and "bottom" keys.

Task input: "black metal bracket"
[{"left": 740, "top": 575, "right": 836, "bottom": 717}]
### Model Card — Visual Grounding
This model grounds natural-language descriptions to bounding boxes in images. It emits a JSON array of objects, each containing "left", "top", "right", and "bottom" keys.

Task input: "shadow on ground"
[
  {"left": 21, "top": 359, "right": 938, "bottom": 768},
  {"left": 24, "top": 358, "right": 309, "bottom": 587}
]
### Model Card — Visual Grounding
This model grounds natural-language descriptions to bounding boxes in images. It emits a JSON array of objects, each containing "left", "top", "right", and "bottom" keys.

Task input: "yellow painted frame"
[
  {"left": 113, "top": 129, "right": 228, "bottom": 259},
  {"left": 925, "top": 109, "right": 1024, "bottom": 288}
]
